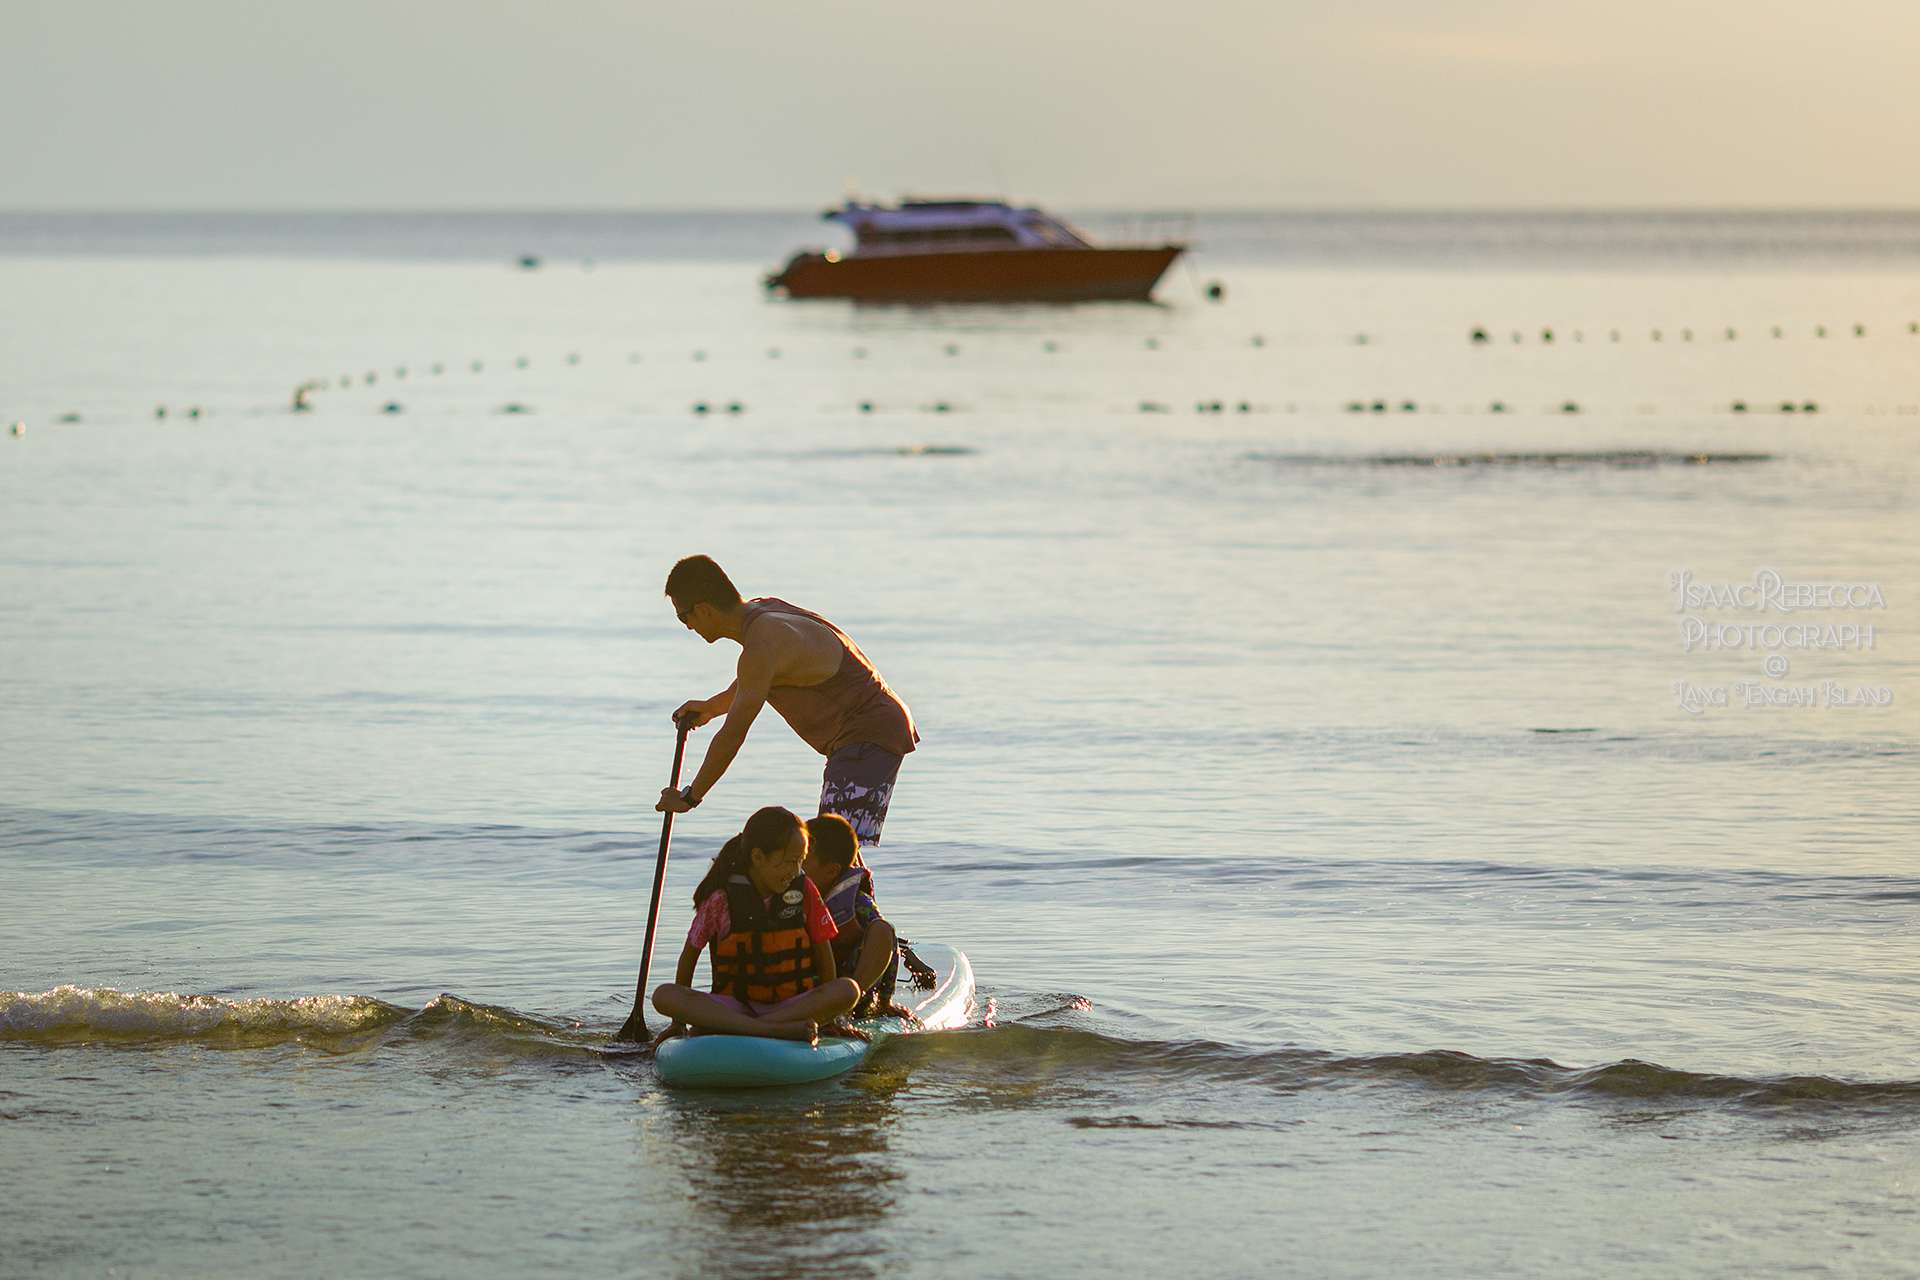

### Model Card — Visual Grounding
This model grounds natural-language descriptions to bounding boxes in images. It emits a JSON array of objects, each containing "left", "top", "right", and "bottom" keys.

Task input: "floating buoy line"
[{"left": 9, "top": 319, "right": 1917, "bottom": 433}]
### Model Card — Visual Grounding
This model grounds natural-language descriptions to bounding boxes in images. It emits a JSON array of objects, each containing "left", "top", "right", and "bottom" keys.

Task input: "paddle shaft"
[{"left": 615, "top": 715, "right": 694, "bottom": 1042}]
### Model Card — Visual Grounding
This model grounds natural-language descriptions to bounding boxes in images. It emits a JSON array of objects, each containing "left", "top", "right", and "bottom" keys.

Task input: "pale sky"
[{"left": 3, "top": 0, "right": 1917, "bottom": 210}]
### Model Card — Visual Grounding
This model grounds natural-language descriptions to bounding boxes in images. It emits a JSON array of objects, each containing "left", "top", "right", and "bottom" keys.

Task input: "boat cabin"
[{"left": 826, "top": 199, "right": 1093, "bottom": 256}]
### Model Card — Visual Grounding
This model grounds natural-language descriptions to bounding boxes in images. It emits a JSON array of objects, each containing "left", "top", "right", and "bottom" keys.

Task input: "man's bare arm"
[
  {"left": 673, "top": 682, "right": 737, "bottom": 729},
  {"left": 659, "top": 644, "right": 776, "bottom": 810}
]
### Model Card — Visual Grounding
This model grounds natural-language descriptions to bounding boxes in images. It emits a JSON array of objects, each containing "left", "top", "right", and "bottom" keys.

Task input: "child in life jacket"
[
  {"left": 803, "top": 813, "right": 916, "bottom": 1019},
  {"left": 650, "top": 805, "right": 862, "bottom": 1044}
]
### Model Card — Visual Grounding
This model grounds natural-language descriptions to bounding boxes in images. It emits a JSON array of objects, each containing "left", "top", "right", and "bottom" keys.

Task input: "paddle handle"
[{"left": 615, "top": 714, "right": 694, "bottom": 1042}]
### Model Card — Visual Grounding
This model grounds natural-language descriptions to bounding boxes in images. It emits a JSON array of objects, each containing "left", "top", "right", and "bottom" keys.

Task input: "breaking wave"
[
  {"left": 10, "top": 988, "right": 1918, "bottom": 1115},
  {"left": 0, "top": 986, "right": 596, "bottom": 1055}
]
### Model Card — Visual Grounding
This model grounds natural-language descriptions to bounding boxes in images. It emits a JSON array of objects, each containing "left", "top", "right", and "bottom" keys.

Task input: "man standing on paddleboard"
[{"left": 655, "top": 555, "right": 918, "bottom": 848}]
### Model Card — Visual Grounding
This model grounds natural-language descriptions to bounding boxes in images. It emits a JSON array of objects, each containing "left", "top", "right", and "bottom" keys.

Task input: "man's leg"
[{"left": 819, "top": 742, "right": 904, "bottom": 848}]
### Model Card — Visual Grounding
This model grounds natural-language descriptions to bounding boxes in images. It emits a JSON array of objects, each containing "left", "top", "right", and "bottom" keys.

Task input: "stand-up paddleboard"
[{"left": 653, "top": 943, "right": 973, "bottom": 1088}]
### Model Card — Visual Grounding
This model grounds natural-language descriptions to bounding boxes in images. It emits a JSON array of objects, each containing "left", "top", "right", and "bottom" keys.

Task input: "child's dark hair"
[
  {"left": 692, "top": 806, "right": 806, "bottom": 904},
  {"left": 805, "top": 812, "right": 864, "bottom": 873}
]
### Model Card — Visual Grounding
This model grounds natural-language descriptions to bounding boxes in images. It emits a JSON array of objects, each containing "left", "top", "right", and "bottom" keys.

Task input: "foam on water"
[
  {"left": 0, "top": 987, "right": 605, "bottom": 1055},
  {"left": 0, "top": 986, "right": 404, "bottom": 1044}
]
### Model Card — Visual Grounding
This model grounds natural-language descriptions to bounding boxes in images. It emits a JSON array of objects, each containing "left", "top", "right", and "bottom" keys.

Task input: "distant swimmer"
[{"left": 657, "top": 555, "right": 918, "bottom": 848}]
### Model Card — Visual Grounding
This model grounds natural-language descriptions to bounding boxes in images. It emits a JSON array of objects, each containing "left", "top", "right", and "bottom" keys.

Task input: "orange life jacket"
[{"left": 708, "top": 873, "right": 816, "bottom": 1006}]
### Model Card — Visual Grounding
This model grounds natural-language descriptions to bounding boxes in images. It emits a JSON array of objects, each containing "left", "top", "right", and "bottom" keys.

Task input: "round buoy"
[
  {"left": 9, "top": 421, "right": 23, "bottom": 436},
  {"left": 944, "top": 345, "right": 958, "bottom": 356},
  {"left": 365, "top": 371, "right": 377, "bottom": 384},
  {"left": 432, "top": 364, "right": 444, "bottom": 375},
  {"left": 382, "top": 402, "right": 403, "bottom": 414},
  {"left": 859, "top": 402, "right": 873, "bottom": 413},
  {"left": 693, "top": 402, "right": 709, "bottom": 414},
  {"left": 692, "top": 351, "right": 705, "bottom": 362},
  {"left": 726, "top": 402, "right": 742, "bottom": 414},
  {"left": 1652, "top": 330, "right": 1662, "bottom": 341},
  {"left": 1854, "top": 325, "right": 1865, "bottom": 337},
  {"left": 1237, "top": 402, "right": 1251, "bottom": 413},
  {"left": 1541, "top": 328, "right": 1554, "bottom": 343},
  {"left": 934, "top": 402, "right": 951, "bottom": 413},
  {"left": 1773, "top": 327, "right": 1783, "bottom": 338},
  {"left": 1725, "top": 329, "right": 1736, "bottom": 340},
  {"left": 1561, "top": 402, "right": 1580, "bottom": 414},
  {"left": 1804, "top": 402, "right": 1818, "bottom": 413},
  {"left": 1490, "top": 401, "right": 1507, "bottom": 413},
  {"left": 1610, "top": 331, "right": 1620, "bottom": 342},
  {"left": 1252, "top": 335, "right": 1265, "bottom": 347},
  {"left": 155, "top": 406, "right": 167, "bottom": 419},
  {"left": 1732, "top": 401, "right": 1748, "bottom": 413},
  {"left": 568, "top": 353, "right": 580, "bottom": 365},
  {"left": 1205, "top": 281, "right": 1224, "bottom": 301},
  {"left": 629, "top": 352, "right": 641, "bottom": 363},
  {"left": 1682, "top": 330, "right": 1693, "bottom": 341},
  {"left": 1370, "top": 401, "right": 1385, "bottom": 413},
  {"left": 187, "top": 406, "right": 202, "bottom": 418},
  {"left": 517, "top": 357, "right": 529, "bottom": 368},
  {"left": 1780, "top": 402, "right": 1796, "bottom": 413},
  {"left": 472, "top": 361, "right": 483, "bottom": 372},
  {"left": 1471, "top": 328, "right": 1490, "bottom": 343},
  {"left": 1044, "top": 341, "right": 1057, "bottom": 352},
  {"left": 1573, "top": 331, "right": 1584, "bottom": 342},
  {"left": 519, "top": 255, "right": 539, "bottom": 269},
  {"left": 396, "top": 366, "right": 407, "bottom": 378},
  {"left": 1354, "top": 334, "right": 1369, "bottom": 345},
  {"left": 1400, "top": 401, "right": 1416, "bottom": 413},
  {"left": 767, "top": 348, "right": 780, "bottom": 358},
  {"left": 853, "top": 347, "right": 867, "bottom": 359},
  {"left": 1146, "top": 338, "right": 1158, "bottom": 350},
  {"left": 1816, "top": 326, "right": 1827, "bottom": 338}
]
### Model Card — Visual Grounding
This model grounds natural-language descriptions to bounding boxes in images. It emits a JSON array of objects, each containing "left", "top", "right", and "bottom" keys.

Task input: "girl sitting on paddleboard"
[
  {"left": 651, "top": 806, "right": 862, "bottom": 1044},
  {"left": 804, "top": 813, "right": 918, "bottom": 1019}
]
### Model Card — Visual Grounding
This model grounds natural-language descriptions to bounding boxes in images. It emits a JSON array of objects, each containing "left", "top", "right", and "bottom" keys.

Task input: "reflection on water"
[{"left": 635, "top": 1069, "right": 910, "bottom": 1280}]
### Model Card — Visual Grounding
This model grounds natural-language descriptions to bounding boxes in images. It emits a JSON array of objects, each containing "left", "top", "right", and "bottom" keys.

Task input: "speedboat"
[{"left": 766, "top": 197, "right": 1185, "bottom": 303}]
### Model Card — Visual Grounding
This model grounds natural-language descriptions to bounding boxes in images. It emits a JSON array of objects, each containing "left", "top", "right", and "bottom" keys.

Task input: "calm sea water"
[{"left": 3, "top": 213, "right": 1918, "bottom": 1279}]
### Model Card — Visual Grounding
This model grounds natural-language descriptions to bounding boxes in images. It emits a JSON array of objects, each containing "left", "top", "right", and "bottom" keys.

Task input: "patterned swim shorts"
[{"left": 818, "top": 742, "right": 904, "bottom": 848}]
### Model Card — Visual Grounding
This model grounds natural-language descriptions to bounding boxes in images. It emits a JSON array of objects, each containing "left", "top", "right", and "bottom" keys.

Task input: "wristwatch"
[{"left": 679, "top": 786, "right": 701, "bottom": 808}]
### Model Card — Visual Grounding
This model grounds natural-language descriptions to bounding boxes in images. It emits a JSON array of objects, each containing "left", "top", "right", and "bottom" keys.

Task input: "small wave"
[
  {"left": 1243, "top": 450, "right": 1773, "bottom": 468},
  {"left": 886, "top": 1025, "right": 1920, "bottom": 1113},
  {"left": 0, "top": 986, "right": 604, "bottom": 1056},
  {"left": 0, "top": 986, "right": 406, "bottom": 1046}
]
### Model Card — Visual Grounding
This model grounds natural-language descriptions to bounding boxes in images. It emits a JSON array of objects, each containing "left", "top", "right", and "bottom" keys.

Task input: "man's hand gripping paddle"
[{"left": 613, "top": 712, "right": 696, "bottom": 1045}]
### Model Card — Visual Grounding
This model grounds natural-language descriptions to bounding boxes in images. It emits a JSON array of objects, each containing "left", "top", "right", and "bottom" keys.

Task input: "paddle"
[{"left": 613, "top": 712, "right": 696, "bottom": 1044}]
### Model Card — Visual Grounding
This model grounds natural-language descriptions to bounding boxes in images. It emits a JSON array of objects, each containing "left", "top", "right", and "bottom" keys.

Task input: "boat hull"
[{"left": 769, "top": 246, "right": 1184, "bottom": 302}]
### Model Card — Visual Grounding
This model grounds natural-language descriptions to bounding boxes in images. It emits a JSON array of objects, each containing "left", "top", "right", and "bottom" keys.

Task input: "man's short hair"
[{"left": 665, "top": 555, "right": 743, "bottom": 611}]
